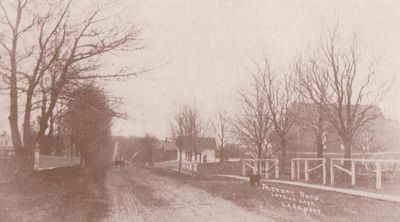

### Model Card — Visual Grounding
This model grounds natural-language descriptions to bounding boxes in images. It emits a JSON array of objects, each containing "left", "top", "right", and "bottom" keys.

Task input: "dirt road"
[{"left": 104, "top": 167, "right": 272, "bottom": 222}]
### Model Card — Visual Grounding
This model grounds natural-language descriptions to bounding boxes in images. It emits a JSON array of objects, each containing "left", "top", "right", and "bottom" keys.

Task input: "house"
[
  {"left": 0, "top": 131, "right": 14, "bottom": 157},
  {"left": 159, "top": 139, "right": 179, "bottom": 161},
  {"left": 176, "top": 137, "right": 217, "bottom": 163}
]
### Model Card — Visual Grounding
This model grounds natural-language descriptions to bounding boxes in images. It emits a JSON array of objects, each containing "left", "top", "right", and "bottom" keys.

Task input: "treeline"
[
  {"left": 170, "top": 27, "right": 388, "bottom": 172},
  {"left": 0, "top": 0, "right": 142, "bottom": 171}
]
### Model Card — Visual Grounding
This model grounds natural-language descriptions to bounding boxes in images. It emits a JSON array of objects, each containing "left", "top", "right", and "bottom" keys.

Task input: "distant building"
[
  {"left": 159, "top": 139, "right": 179, "bottom": 161},
  {"left": 285, "top": 102, "right": 400, "bottom": 157},
  {"left": 172, "top": 137, "right": 217, "bottom": 163},
  {"left": 180, "top": 137, "right": 217, "bottom": 163}
]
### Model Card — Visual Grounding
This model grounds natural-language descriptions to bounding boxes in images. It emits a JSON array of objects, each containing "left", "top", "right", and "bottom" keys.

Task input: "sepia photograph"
[{"left": 0, "top": 0, "right": 400, "bottom": 221}]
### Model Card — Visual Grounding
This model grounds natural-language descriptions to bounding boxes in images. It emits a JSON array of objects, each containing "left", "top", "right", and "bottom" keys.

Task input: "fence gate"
[
  {"left": 291, "top": 158, "right": 326, "bottom": 184},
  {"left": 241, "top": 159, "right": 279, "bottom": 179}
]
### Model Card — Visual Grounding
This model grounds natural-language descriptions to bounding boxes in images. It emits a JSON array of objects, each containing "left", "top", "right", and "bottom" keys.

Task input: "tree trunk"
[
  {"left": 342, "top": 137, "right": 353, "bottom": 185},
  {"left": 22, "top": 88, "right": 35, "bottom": 151},
  {"left": 220, "top": 147, "right": 223, "bottom": 162},
  {"left": 344, "top": 139, "right": 352, "bottom": 159},
  {"left": 280, "top": 138, "right": 287, "bottom": 173},
  {"left": 316, "top": 131, "right": 323, "bottom": 158},
  {"left": 178, "top": 148, "right": 182, "bottom": 173},
  {"left": 9, "top": 32, "right": 23, "bottom": 154}
]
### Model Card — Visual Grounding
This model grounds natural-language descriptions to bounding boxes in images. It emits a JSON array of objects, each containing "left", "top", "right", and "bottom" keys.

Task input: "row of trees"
[
  {"left": 170, "top": 27, "right": 387, "bottom": 172},
  {"left": 0, "top": 0, "right": 142, "bottom": 172},
  {"left": 169, "top": 106, "right": 207, "bottom": 172}
]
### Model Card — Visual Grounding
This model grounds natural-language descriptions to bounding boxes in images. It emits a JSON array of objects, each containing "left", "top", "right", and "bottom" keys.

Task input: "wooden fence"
[
  {"left": 241, "top": 159, "right": 279, "bottom": 179},
  {"left": 330, "top": 158, "right": 400, "bottom": 189},
  {"left": 291, "top": 158, "right": 326, "bottom": 184},
  {"left": 182, "top": 161, "right": 198, "bottom": 174},
  {"left": 34, "top": 149, "right": 80, "bottom": 171},
  {"left": 153, "top": 160, "right": 178, "bottom": 168}
]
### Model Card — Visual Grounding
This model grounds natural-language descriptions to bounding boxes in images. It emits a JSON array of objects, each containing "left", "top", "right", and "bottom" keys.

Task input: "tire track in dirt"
[
  {"left": 105, "top": 167, "right": 144, "bottom": 221},
  {"left": 104, "top": 166, "right": 273, "bottom": 222}
]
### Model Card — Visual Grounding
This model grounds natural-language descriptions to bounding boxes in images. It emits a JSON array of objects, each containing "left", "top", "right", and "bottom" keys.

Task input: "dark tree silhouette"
[{"left": 63, "top": 84, "right": 116, "bottom": 167}]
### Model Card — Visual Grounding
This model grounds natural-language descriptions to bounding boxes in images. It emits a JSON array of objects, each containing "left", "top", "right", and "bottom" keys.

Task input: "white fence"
[
  {"left": 182, "top": 161, "right": 198, "bottom": 174},
  {"left": 242, "top": 159, "right": 279, "bottom": 179},
  {"left": 330, "top": 158, "right": 400, "bottom": 189},
  {"left": 153, "top": 160, "right": 178, "bottom": 168},
  {"left": 34, "top": 149, "right": 80, "bottom": 171},
  {"left": 291, "top": 158, "right": 327, "bottom": 184}
]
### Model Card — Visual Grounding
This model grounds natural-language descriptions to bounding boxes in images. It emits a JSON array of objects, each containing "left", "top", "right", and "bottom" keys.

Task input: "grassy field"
[
  {"left": 155, "top": 169, "right": 400, "bottom": 222},
  {"left": 0, "top": 166, "right": 109, "bottom": 222}
]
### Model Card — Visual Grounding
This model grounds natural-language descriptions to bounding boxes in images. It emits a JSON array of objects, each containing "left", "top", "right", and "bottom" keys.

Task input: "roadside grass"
[
  {"left": 154, "top": 168, "right": 400, "bottom": 222},
  {"left": 0, "top": 166, "right": 109, "bottom": 222}
]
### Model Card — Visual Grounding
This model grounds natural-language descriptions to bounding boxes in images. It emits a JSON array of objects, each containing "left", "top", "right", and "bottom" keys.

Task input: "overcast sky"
[
  {"left": 107, "top": 0, "right": 400, "bottom": 139},
  {"left": 1, "top": 0, "right": 400, "bottom": 139}
]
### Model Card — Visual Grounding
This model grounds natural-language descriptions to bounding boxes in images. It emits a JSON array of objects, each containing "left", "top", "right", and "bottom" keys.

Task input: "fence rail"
[
  {"left": 153, "top": 160, "right": 178, "bottom": 168},
  {"left": 34, "top": 149, "right": 80, "bottom": 171},
  {"left": 291, "top": 158, "right": 326, "bottom": 184},
  {"left": 330, "top": 158, "right": 400, "bottom": 189},
  {"left": 182, "top": 161, "right": 198, "bottom": 174},
  {"left": 241, "top": 159, "right": 279, "bottom": 179}
]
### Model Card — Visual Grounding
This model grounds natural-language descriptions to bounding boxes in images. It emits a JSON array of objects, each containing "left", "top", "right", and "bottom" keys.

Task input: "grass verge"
[
  {"left": 155, "top": 168, "right": 400, "bottom": 222},
  {"left": 0, "top": 166, "right": 109, "bottom": 222}
]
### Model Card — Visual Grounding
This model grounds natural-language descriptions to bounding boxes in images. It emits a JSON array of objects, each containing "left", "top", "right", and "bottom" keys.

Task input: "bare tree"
[
  {"left": 254, "top": 57, "right": 296, "bottom": 171},
  {"left": 213, "top": 108, "right": 231, "bottom": 162},
  {"left": 63, "top": 84, "right": 116, "bottom": 167},
  {"left": 0, "top": 0, "right": 31, "bottom": 155},
  {"left": 170, "top": 105, "right": 206, "bottom": 173},
  {"left": 0, "top": 0, "right": 143, "bottom": 166},
  {"left": 232, "top": 81, "right": 271, "bottom": 160},
  {"left": 295, "top": 55, "right": 330, "bottom": 158},
  {"left": 169, "top": 115, "right": 185, "bottom": 173},
  {"left": 312, "top": 28, "right": 387, "bottom": 160}
]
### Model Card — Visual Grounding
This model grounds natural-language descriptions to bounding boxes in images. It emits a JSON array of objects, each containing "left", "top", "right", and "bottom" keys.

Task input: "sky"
[
  {"left": 1, "top": 0, "right": 400, "bottom": 139},
  {"left": 108, "top": 0, "right": 400, "bottom": 139}
]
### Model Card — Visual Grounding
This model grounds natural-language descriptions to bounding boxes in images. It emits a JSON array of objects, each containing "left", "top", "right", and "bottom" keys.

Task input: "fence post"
[
  {"left": 376, "top": 161, "right": 382, "bottom": 189},
  {"left": 34, "top": 145, "right": 40, "bottom": 171},
  {"left": 291, "top": 159, "right": 295, "bottom": 180},
  {"left": 275, "top": 160, "right": 279, "bottom": 178},
  {"left": 265, "top": 160, "right": 269, "bottom": 179},
  {"left": 304, "top": 160, "right": 309, "bottom": 181},
  {"left": 330, "top": 159, "right": 334, "bottom": 185},
  {"left": 322, "top": 159, "right": 326, "bottom": 185},
  {"left": 351, "top": 160, "right": 355, "bottom": 186},
  {"left": 241, "top": 159, "right": 246, "bottom": 176},
  {"left": 296, "top": 160, "right": 300, "bottom": 180}
]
